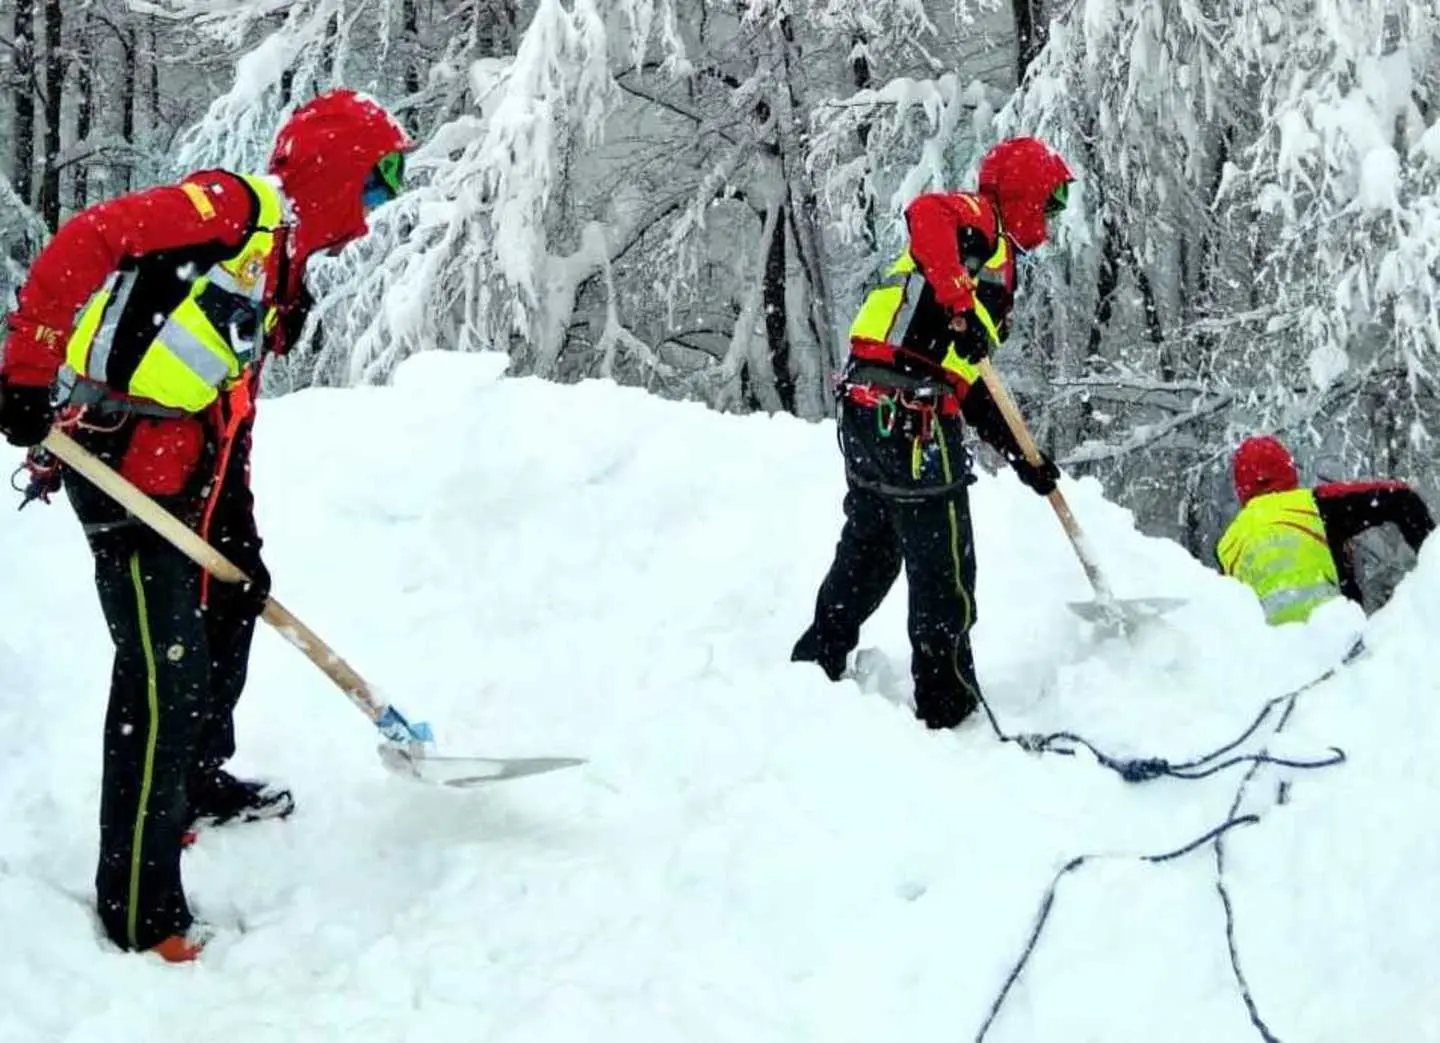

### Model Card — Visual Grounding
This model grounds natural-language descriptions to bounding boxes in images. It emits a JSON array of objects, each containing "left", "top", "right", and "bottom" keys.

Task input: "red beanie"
[{"left": 1232, "top": 436, "right": 1299, "bottom": 505}]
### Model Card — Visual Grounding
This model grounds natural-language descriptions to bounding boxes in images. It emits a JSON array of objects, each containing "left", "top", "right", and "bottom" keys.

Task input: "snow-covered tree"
[
  {"left": 976, "top": 0, "right": 1440, "bottom": 553},
  {"left": 9, "top": 0, "right": 1440, "bottom": 562},
  {"left": 1220, "top": 3, "right": 1440, "bottom": 472},
  {"left": 222, "top": 0, "right": 1015, "bottom": 420}
]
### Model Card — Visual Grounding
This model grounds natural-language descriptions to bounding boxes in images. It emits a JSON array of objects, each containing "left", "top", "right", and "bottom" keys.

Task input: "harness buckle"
[{"left": 12, "top": 448, "right": 61, "bottom": 510}]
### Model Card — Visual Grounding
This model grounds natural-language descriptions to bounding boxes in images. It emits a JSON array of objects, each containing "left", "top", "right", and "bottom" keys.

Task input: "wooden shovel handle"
[
  {"left": 976, "top": 359, "right": 1114, "bottom": 601},
  {"left": 43, "top": 428, "right": 388, "bottom": 722}
]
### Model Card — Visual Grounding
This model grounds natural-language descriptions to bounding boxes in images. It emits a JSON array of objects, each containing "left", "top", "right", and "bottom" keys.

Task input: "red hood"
[
  {"left": 977, "top": 136, "right": 1072, "bottom": 252},
  {"left": 268, "top": 90, "right": 412, "bottom": 270},
  {"left": 1233, "top": 436, "right": 1299, "bottom": 505}
]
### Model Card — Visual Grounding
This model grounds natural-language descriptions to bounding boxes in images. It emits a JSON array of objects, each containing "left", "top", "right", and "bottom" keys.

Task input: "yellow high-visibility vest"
[
  {"left": 849, "top": 207, "right": 1011, "bottom": 385},
  {"left": 61, "top": 173, "right": 287, "bottom": 414},
  {"left": 1217, "top": 488, "right": 1341, "bottom": 624}
]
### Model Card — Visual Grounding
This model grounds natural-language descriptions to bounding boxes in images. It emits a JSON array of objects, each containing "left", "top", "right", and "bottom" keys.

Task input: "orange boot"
[{"left": 147, "top": 923, "right": 215, "bottom": 963}]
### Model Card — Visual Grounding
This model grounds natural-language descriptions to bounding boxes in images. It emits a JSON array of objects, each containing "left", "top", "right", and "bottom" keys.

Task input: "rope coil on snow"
[
  {"left": 977, "top": 653, "right": 1354, "bottom": 785},
  {"left": 972, "top": 639, "right": 1364, "bottom": 1042}
]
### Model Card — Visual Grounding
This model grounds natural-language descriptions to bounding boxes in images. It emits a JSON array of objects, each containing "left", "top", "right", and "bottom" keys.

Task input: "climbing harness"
[
  {"left": 835, "top": 377, "right": 973, "bottom": 500},
  {"left": 8, "top": 405, "right": 96, "bottom": 510},
  {"left": 841, "top": 380, "right": 959, "bottom": 441}
]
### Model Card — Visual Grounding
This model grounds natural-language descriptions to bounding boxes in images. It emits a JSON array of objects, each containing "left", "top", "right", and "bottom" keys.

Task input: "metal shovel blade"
[
  {"left": 378, "top": 744, "right": 586, "bottom": 789},
  {"left": 1067, "top": 596, "right": 1187, "bottom": 631}
]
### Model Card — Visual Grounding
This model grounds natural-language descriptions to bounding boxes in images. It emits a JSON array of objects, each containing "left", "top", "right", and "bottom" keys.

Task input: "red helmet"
[
  {"left": 1233, "top": 436, "right": 1299, "bottom": 505},
  {"left": 977, "top": 137, "right": 1073, "bottom": 252},
  {"left": 269, "top": 89, "right": 414, "bottom": 264}
]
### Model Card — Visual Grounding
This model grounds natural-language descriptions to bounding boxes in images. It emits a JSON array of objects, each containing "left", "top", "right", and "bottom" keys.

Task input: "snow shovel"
[
  {"left": 43, "top": 429, "right": 584, "bottom": 789},
  {"left": 976, "top": 360, "right": 1185, "bottom": 633}
]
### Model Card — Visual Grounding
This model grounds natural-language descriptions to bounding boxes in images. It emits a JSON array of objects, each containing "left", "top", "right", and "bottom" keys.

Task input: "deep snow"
[{"left": 0, "top": 351, "right": 1434, "bottom": 1042}]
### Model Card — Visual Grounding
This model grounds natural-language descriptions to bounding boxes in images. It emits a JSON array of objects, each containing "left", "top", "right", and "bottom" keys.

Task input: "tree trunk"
[
  {"left": 1013, "top": 0, "right": 1049, "bottom": 84},
  {"left": 850, "top": 33, "right": 877, "bottom": 253},
  {"left": 147, "top": 18, "right": 161, "bottom": 132},
  {"left": 1195, "top": 127, "right": 1232, "bottom": 363},
  {"left": 74, "top": 16, "right": 94, "bottom": 209},
  {"left": 1180, "top": 468, "right": 1203, "bottom": 557},
  {"left": 12, "top": 0, "right": 36, "bottom": 205},
  {"left": 764, "top": 203, "right": 795, "bottom": 413},
  {"left": 479, "top": 0, "right": 520, "bottom": 56},
  {"left": 1087, "top": 216, "right": 1122, "bottom": 357},
  {"left": 1129, "top": 243, "right": 1164, "bottom": 347},
  {"left": 772, "top": 17, "right": 839, "bottom": 417},
  {"left": 39, "top": 0, "right": 63, "bottom": 230},
  {"left": 403, "top": 0, "right": 422, "bottom": 102},
  {"left": 121, "top": 26, "right": 137, "bottom": 191},
  {"left": 320, "top": 12, "right": 341, "bottom": 83}
]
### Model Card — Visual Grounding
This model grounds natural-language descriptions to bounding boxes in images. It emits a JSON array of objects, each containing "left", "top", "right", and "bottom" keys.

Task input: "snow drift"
[{"left": 0, "top": 352, "right": 1434, "bottom": 1041}]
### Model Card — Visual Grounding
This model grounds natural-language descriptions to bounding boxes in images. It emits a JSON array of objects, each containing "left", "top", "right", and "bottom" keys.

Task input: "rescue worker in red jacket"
[
  {"left": 1217, "top": 435, "right": 1434, "bottom": 624},
  {"left": 0, "top": 89, "right": 412, "bottom": 961},
  {"left": 792, "top": 136, "right": 1073, "bottom": 728}
]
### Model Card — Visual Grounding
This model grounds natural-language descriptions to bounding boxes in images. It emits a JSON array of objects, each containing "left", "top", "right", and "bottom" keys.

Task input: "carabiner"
[{"left": 875, "top": 395, "right": 897, "bottom": 437}]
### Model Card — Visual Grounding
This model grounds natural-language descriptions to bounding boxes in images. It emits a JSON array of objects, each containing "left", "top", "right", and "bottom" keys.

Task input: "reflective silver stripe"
[
  {"left": 83, "top": 520, "right": 138, "bottom": 535},
  {"left": 889, "top": 273, "right": 925, "bottom": 342},
  {"left": 54, "top": 364, "right": 79, "bottom": 404},
  {"left": 1260, "top": 583, "right": 1340, "bottom": 620},
  {"left": 88, "top": 271, "right": 138, "bottom": 382},
  {"left": 207, "top": 264, "right": 266, "bottom": 302},
  {"left": 154, "top": 317, "right": 231, "bottom": 387}
]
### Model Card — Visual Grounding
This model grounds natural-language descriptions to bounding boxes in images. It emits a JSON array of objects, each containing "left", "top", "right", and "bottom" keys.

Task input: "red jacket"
[
  {"left": 845, "top": 191, "right": 1029, "bottom": 469},
  {"left": 2, "top": 172, "right": 309, "bottom": 497},
  {"left": 903, "top": 192, "right": 1011, "bottom": 318},
  {"left": 3, "top": 173, "right": 278, "bottom": 389},
  {"left": 1312, "top": 480, "right": 1435, "bottom": 603},
  {"left": 849, "top": 192, "right": 1016, "bottom": 388},
  {"left": 4, "top": 89, "right": 408, "bottom": 528}
]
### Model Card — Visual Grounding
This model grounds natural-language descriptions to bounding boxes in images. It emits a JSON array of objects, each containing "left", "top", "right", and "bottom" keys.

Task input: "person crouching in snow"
[
  {"left": 0, "top": 89, "right": 412, "bottom": 962},
  {"left": 1217, "top": 435, "right": 1435, "bottom": 625},
  {"left": 791, "top": 136, "right": 1073, "bottom": 729}
]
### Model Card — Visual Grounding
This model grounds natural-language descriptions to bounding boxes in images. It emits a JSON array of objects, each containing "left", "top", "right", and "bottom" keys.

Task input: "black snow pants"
[
  {"left": 62, "top": 420, "right": 267, "bottom": 951},
  {"left": 794, "top": 392, "right": 981, "bottom": 728}
]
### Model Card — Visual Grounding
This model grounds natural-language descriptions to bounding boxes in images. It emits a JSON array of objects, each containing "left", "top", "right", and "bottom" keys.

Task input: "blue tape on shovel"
[{"left": 375, "top": 705, "right": 434, "bottom": 746}]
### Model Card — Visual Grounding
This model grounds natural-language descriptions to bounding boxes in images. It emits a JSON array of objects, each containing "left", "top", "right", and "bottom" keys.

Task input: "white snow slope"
[{"left": 1, "top": 352, "right": 1437, "bottom": 1042}]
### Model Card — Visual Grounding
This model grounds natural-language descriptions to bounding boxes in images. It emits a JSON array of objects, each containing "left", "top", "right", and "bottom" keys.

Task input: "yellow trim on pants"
[
  {"left": 935, "top": 429, "right": 977, "bottom": 698},
  {"left": 126, "top": 553, "right": 162, "bottom": 949}
]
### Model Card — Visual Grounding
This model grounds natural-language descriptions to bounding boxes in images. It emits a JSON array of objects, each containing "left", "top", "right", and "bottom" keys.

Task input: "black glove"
[
  {"left": 947, "top": 313, "right": 991, "bottom": 364},
  {"left": 235, "top": 559, "right": 272, "bottom": 619},
  {"left": 0, "top": 383, "right": 55, "bottom": 448},
  {"left": 1010, "top": 451, "right": 1060, "bottom": 496}
]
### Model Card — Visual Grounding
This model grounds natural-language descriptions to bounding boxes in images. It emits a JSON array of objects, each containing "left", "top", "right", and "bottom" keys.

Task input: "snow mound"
[{"left": 0, "top": 353, "right": 1432, "bottom": 1041}]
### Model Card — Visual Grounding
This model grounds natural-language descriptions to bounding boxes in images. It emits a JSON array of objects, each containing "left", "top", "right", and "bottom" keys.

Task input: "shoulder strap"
[{"left": 233, "top": 173, "right": 287, "bottom": 231}]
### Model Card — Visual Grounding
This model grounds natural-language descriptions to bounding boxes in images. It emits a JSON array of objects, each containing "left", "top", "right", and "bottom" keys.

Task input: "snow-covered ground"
[{"left": 0, "top": 352, "right": 1434, "bottom": 1042}]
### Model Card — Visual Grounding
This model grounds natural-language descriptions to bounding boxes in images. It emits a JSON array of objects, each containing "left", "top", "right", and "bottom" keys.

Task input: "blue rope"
[
  {"left": 1208, "top": 647, "right": 1353, "bottom": 1043},
  {"left": 977, "top": 642, "right": 1361, "bottom": 785},
  {"left": 972, "top": 639, "right": 1365, "bottom": 1041},
  {"left": 974, "top": 815, "right": 1261, "bottom": 1043},
  {"left": 1215, "top": 849, "right": 1282, "bottom": 1043},
  {"left": 1209, "top": 697, "right": 1299, "bottom": 1043}
]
